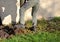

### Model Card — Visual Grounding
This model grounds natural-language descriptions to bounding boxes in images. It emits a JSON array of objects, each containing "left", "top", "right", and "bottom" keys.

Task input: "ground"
[{"left": 0, "top": 17, "right": 60, "bottom": 42}]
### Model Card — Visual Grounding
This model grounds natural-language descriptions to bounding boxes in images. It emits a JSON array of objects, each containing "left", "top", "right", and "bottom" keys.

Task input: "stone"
[{"left": 0, "top": 0, "right": 17, "bottom": 25}]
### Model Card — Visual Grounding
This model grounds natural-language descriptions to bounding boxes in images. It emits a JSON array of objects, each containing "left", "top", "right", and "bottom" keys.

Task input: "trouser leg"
[
  {"left": 32, "top": 4, "right": 39, "bottom": 27},
  {"left": 31, "top": 4, "right": 39, "bottom": 31},
  {"left": 20, "top": 1, "right": 37, "bottom": 28}
]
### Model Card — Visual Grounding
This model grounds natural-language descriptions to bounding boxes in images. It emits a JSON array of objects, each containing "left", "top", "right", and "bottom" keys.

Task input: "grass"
[
  {"left": 0, "top": 17, "right": 60, "bottom": 42},
  {"left": 0, "top": 31, "right": 60, "bottom": 42}
]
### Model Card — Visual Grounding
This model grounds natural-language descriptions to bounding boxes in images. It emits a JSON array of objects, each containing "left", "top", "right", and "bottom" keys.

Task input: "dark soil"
[
  {"left": 0, "top": 25, "right": 33, "bottom": 39},
  {"left": 0, "top": 25, "right": 25, "bottom": 39}
]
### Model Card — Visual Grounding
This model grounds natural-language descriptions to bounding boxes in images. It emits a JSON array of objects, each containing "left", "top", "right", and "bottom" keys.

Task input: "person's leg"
[
  {"left": 31, "top": 4, "right": 39, "bottom": 31},
  {"left": 20, "top": 0, "right": 38, "bottom": 28},
  {"left": 14, "top": 0, "right": 39, "bottom": 28}
]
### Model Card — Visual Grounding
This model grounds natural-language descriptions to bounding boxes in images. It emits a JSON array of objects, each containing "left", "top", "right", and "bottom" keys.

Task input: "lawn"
[{"left": 0, "top": 31, "right": 60, "bottom": 42}]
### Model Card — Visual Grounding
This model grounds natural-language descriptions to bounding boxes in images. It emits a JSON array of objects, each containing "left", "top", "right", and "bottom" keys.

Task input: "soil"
[
  {"left": 0, "top": 25, "right": 33, "bottom": 39},
  {"left": 0, "top": 24, "right": 59, "bottom": 39}
]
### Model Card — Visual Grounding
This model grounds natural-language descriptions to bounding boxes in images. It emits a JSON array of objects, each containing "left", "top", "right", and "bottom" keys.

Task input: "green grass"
[
  {"left": 0, "top": 17, "right": 60, "bottom": 42},
  {"left": 0, "top": 31, "right": 60, "bottom": 42}
]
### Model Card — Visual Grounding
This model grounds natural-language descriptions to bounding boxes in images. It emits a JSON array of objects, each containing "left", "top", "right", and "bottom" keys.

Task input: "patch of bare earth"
[{"left": 0, "top": 25, "right": 33, "bottom": 39}]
